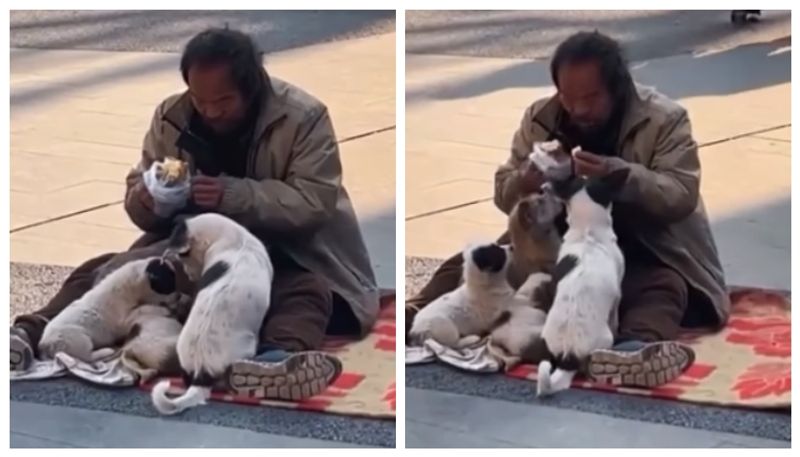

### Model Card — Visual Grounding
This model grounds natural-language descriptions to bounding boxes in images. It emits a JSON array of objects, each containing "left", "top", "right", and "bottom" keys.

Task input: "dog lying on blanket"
[
  {"left": 151, "top": 213, "right": 274, "bottom": 415},
  {"left": 39, "top": 257, "right": 186, "bottom": 364},
  {"left": 119, "top": 302, "right": 187, "bottom": 381},
  {"left": 409, "top": 243, "right": 515, "bottom": 349}
]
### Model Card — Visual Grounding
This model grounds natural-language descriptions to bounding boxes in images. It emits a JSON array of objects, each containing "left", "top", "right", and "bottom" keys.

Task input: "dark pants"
[
  {"left": 15, "top": 233, "right": 360, "bottom": 357},
  {"left": 406, "top": 250, "right": 690, "bottom": 344}
]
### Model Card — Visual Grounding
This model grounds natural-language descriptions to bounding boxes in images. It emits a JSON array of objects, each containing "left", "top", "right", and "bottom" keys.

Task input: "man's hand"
[
  {"left": 192, "top": 175, "right": 225, "bottom": 210},
  {"left": 136, "top": 182, "right": 155, "bottom": 211},
  {"left": 520, "top": 161, "right": 546, "bottom": 194},
  {"left": 573, "top": 150, "right": 610, "bottom": 178}
]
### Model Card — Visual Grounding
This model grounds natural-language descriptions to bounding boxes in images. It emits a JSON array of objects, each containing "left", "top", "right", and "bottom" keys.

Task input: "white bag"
[
  {"left": 142, "top": 161, "right": 191, "bottom": 217},
  {"left": 528, "top": 140, "right": 574, "bottom": 182}
]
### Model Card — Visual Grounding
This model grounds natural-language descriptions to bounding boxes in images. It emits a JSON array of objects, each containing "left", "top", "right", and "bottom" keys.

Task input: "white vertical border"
[
  {"left": 790, "top": 4, "right": 798, "bottom": 452},
  {"left": 1, "top": 6, "right": 10, "bottom": 453},
  {"left": 394, "top": 7, "right": 406, "bottom": 451}
]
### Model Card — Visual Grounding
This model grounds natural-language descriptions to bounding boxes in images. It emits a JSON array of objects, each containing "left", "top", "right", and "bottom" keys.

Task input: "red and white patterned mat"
[
  {"left": 141, "top": 294, "right": 397, "bottom": 419},
  {"left": 507, "top": 288, "right": 791, "bottom": 409}
]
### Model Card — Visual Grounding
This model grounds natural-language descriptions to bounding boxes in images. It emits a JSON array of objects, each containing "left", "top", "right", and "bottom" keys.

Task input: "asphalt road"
[
  {"left": 10, "top": 10, "right": 395, "bottom": 53},
  {"left": 406, "top": 10, "right": 791, "bottom": 61}
]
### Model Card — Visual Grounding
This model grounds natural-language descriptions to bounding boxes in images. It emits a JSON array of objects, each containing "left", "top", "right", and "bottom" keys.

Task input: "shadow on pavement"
[
  {"left": 708, "top": 195, "right": 791, "bottom": 291},
  {"left": 406, "top": 37, "right": 790, "bottom": 105},
  {"left": 406, "top": 10, "right": 790, "bottom": 62},
  {"left": 11, "top": 10, "right": 395, "bottom": 54},
  {"left": 10, "top": 52, "right": 179, "bottom": 108}
]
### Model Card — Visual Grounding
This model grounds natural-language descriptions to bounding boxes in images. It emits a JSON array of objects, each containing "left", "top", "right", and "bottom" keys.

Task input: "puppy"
[
  {"left": 119, "top": 303, "right": 186, "bottom": 382},
  {"left": 536, "top": 169, "right": 630, "bottom": 397},
  {"left": 507, "top": 191, "right": 563, "bottom": 283},
  {"left": 488, "top": 272, "right": 551, "bottom": 367},
  {"left": 39, "top": 258, "right": 181, "bottom": 363},
  {"left": 408, "top": 243, "right": 515, "bottom": 348},
  {"left": 151, "top": 213, "right": 274, "bottom": 415}
]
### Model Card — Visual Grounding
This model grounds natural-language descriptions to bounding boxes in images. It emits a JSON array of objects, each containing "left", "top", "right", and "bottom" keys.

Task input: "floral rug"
[
  {"left": 506, "top": 288, "right": 791, "bottom": 409},
  {"left": 141, "top": 294, "right": 397, "bottom": 419}
]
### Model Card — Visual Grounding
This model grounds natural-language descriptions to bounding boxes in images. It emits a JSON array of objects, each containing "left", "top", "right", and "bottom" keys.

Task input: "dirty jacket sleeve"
[
  {"left": 124, "top": 102, "right": 173, "bottom": 233},
  {"left": 494, "top": 103, "right": 539, "bottom": 215},
  {"left": 607, "top": 107, "right": 700, "bottom": 223},
  {"left": 218, "top": 107, "right": 341, "bottom": 234}
]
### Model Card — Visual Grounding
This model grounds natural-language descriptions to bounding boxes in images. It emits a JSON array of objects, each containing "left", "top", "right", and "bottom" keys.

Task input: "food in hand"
[
  {"left": 529, "top": 140, "right": 572, "bottom": 181},
  {"left": 155, "top": 158, "right": 189, "bottom": 186}
]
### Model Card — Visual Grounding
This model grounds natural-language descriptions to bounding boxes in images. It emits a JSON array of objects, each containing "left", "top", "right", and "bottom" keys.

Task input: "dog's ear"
[
  {"left": 167, "top": 219, "right": 190, "bottom": 255},
  {"left": 470, "top": 244, "right": 508, "bottom": 273},
  {"left": 549, "top": 175, "right": 584, "bottom": 202},
  {"left": 586, "top": 168, "right": 630, "bottom": 208},
  {"left": 146, "top": 259, "right": 177, "bottom": 295},
  {"left": 515, "top": 199, "right": 533, "bottom": 229}
]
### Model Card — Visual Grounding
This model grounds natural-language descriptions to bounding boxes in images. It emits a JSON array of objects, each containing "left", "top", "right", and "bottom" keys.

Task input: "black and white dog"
[
  {"left": 38, "top": 258, "right": 182, "bottom": 363},
  {"left": 536, "top": 169, "right": 630, "bottom": 397},
  {"left": 150, "top": 213, "right": 274, "bottom": 415},
  {"left": 409, "top": 243, "right": 516, "bottom": 348}
]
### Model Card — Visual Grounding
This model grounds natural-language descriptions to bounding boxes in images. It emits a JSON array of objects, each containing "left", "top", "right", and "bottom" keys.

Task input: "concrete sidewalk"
[
  {"left": 406, "top": 388, "right": 789, "bottom": 448},
  {"left": 11, "top": 401, "right": 369, "bottom": 448},
  {"left": 405, "top": 38, "right": 790, "bottom": 291},
  {"left": 10, "top": 32, "right": 396, "bottom": 290}
]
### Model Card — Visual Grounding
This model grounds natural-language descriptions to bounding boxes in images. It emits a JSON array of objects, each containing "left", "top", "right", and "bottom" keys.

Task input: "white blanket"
[
  {"left": 10, "top": 351, "right": 138, "bottom": 387},
  {"left": 405, "top": 338, "right": 520, "bottom": 373}
]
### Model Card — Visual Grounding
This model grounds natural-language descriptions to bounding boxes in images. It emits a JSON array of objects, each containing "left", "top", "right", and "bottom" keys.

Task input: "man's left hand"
[
  {"left": 191, "top": 175, "right": 225, "bottom": 209},
  {"left": 573, "top": 150, "right": 610, "bottom": 178}
]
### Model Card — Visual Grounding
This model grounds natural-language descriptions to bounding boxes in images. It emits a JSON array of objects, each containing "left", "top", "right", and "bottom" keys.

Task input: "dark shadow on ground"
[
  {"left": 10, "top": 10, "right": 395, "bottom": 54},
  {"left": 406, "top": 37, "right": 790, "bottom": 104},
  {"left": 406, "top": 10, "right": 790, "bottom": 62},
  {"left": 707, "top": 195, "right": 790, "bottom": 291},
  {"left": 10, "top": 52, "right": 179, "bottom": 108}
]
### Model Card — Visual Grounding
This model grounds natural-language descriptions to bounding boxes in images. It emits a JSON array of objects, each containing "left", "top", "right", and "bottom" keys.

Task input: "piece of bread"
[{"left": 156, "top": 157, "right": 189, "bottom": 185}]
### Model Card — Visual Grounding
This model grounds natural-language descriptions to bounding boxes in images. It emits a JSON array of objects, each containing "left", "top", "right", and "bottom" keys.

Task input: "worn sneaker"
[
  {"left": 588, "top": 341, "right": 695, "bottom": 388},
  {"left": 228, "top": 351, "right": 343, "bottom": 401},
  {"left": 10, "top": 326, "right": 34, "bottom": 372}
]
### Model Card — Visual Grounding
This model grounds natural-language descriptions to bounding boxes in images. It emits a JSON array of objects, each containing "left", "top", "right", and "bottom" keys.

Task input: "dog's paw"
[{"left": 536, "top": 360, "right": 553, "bottom": 397}]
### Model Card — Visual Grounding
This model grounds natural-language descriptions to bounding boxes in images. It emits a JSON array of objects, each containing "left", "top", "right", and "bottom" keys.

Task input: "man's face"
[
  {"left": 556, "top": 60, "right": 614, "bottom": 134},
  {"left": 187, "top": 63, "right": 248, "bottom": 134}
]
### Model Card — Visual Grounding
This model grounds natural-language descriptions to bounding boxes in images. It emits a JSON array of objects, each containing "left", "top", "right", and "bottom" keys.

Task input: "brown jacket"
[
  {"left": 495, "top": 84, "right": 730, "bottom": 327},
  {"left": 124, "top": 76, "right": 380, "bottom": 335}
]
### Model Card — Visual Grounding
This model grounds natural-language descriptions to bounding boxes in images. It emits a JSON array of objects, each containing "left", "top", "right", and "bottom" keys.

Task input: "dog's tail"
[{"left": 151, "top": 380, "right": 210, "bottom": 415}]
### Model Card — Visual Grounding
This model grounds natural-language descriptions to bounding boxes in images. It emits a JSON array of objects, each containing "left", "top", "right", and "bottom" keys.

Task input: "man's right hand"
[{"left": 519, "top": 160, "right": 545, "bottom": 195}]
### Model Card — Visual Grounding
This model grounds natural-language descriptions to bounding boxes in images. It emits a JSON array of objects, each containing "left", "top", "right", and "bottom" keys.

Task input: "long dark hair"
[
  {"left": 180, "top": 28, "right": 266, "bottom": 99},
  {"left": 550, "top": 31, "right": 633, "bottom": 105}
]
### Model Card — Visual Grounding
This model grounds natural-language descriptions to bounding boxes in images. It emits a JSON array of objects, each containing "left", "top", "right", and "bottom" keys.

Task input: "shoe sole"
[
  {"left": 228, "top": 352, "right": 343, "bottom": 401},
  {"left": 10, "top": 333, "right": 33, "bottom": 372},
  {"left": 588, "top": 341, "right": 695, "bottom": 388}
]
